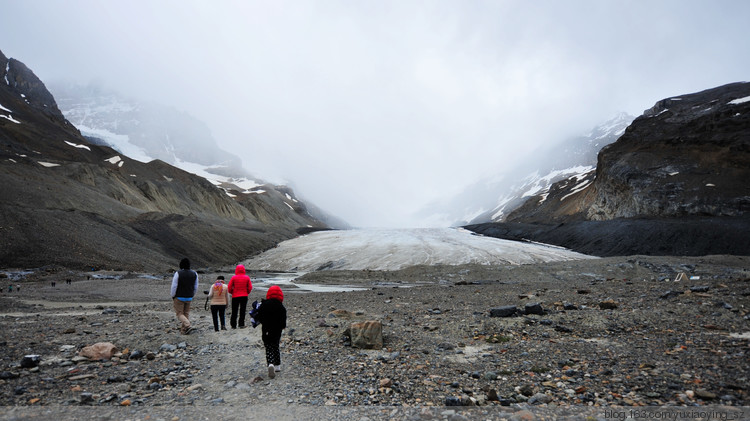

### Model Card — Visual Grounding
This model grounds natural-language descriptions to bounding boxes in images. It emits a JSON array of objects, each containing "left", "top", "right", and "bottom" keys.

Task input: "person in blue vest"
[{"left": 170, "top": 257, "right": 199, "bottom": 334}]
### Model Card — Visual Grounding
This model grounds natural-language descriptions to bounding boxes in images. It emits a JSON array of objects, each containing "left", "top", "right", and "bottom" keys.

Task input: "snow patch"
[
  {"left": 0, "top": 114, "right": 21, "bottom": 124},
  {"left": 247, "top": 190, "right": 266, "bottom": 194},
  {"left": 284, "top": 202, "right": 294, "bottom": 210},
  {"left": 64, "top": 140, "right": 91, "bottom": 151},
  {"left": 706, "top": 183, "right": 715, "bottom": 187},
  {"left": 0, "top": 103, "right": 12, "bottom": 112},
  {"left": 173, "top": 158, "right": 262, "bottom": 194},
  {"left": 104, "top": 156, "right": 122, "bottom": 165},
  {"left": 74, "top": 124, "right": 151, "bottom": 163},
  {"left": 38, "top": 161, "right": 60, "bottom": 168},
  {"left": 729, "top": 96, "right": 750, "bottom": 105},
  {"left": 560, "top": 178, "right": 592, "bottom": 201}
]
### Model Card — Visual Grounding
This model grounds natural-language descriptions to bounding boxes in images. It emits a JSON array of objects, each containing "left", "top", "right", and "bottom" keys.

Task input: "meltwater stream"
[{"left": 250, "top": 272, "right": 368, "bottom": 293}]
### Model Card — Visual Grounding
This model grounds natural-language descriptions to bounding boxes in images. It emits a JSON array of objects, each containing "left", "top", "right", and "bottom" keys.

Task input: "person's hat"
[{"left": 266, "top": 285, "right": 284, "bottom": 302}]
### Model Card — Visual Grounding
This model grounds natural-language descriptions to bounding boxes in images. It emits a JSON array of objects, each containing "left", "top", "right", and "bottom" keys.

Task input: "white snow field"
[{"left": 242, "top": 228, "right": 596, "bottom": 272}]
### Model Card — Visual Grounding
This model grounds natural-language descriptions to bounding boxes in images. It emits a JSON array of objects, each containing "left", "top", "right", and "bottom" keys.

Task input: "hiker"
[
  {"left": 170, "top": 258, "right": 199, "bottom": 334},
  {"left": 255, "top": 285, "right": 287, "bottom": 378},
  {"left": 8, "top": 284, "right": 12, "bottom": 293},
  {"left": 227, "top": 264, "right": 252, "bottom": 329},
  {"left": 208, "top": 275, "right": 229, "bottom": 332}
]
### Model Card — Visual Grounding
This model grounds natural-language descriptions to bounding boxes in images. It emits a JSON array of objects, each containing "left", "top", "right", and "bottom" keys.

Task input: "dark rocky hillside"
[
  {"left": 467, "top": 82, "right": 750, "bottom": 256},
  {"left": 0, "top": 49, "right": 327, "bottom": 271}
]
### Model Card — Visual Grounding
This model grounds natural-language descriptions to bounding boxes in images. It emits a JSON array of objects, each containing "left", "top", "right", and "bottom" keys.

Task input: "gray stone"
[
  {"left": 129, "top": 350, "right": 145, "bottom": 360},
  {"left": 524, "top": 303, "right": 544, "bottom": 315},
  {"left": 445, "top": 396, "right": 462, "bottom": 406},
  {"left": 528, "top": 392, "right": 553, "bottom": 404},
  {"left": 20, "top": 355, "right": 41, "bottom": 368},
  {"left": 490, "top": 306, "right": 518, "bottom": 318},
  {"left": 160, "top": 343, "right": 177, "bottom": 352},
  {"left": 660, "top": 290, "right": 681, "bottom": 299}
]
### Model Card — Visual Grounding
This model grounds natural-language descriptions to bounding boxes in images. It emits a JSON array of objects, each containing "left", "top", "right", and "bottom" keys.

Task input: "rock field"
[{"left": 0, "top": 255, "right": 748, "bottom": 419}]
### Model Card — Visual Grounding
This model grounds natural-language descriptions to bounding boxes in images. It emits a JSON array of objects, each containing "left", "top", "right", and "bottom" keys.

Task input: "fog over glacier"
[
  {"left": 1, "top": 1, "right": 749, "bottom": 227},
  {"left": 242, "top": 228, "right": 595, "bottom": 272}
]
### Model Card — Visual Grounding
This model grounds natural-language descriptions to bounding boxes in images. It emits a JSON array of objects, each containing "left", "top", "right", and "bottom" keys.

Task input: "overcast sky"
[{"left": 1, "top": 0, "right": 748, "bottom": 227}]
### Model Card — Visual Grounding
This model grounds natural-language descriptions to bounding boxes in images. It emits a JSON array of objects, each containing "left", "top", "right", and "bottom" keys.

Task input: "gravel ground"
[{"left": 0, "top": 255, "right": 749, "bottom": 420}]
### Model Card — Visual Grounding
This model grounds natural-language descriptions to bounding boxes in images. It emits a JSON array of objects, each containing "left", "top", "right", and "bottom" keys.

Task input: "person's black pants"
[
  {"left": 210, "top": 305, "right": 226, "bottom": 331},
  {"left": 230, "top": 296, "right": 248, "bottom": 328},
  {"left": 263, "top": 329, "right": 282, "bottom": 365}
]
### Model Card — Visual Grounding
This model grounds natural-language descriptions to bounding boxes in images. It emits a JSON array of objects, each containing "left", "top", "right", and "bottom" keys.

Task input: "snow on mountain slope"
[
  {"left": 48, "top": 83, "right": 273, "bottom": 197},
  {"left": 242, "top": 228, "right": 595, "bottom": 271},
  {"left": 422, "top": 113, "right": 634, "bottom": 226}
]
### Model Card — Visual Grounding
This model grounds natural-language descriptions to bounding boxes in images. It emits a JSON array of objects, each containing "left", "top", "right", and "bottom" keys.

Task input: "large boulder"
[{"left": 344, "top": 321, "right": 383, "bottom": 349}]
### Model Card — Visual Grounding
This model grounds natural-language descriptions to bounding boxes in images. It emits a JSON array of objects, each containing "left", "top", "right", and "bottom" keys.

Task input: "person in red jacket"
[{"left": 227, "top": 264, "right": 252, "bottom": 329}]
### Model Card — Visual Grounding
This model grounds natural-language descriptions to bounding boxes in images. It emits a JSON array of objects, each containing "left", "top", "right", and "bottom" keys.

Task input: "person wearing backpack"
[
  {"left": 208, "top": 275, "right": 229, "bottom": 331},
  {"left": 170, "top": 257, "right": 198, "bottom": 334}
]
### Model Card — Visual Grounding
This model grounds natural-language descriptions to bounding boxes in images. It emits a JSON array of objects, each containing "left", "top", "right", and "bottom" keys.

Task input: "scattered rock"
[
  {"left": 20, "top": 355, "right": 41, "bottom": 368},
  {"left": 160, "top": 344, "right": 177, "bottom": 353},
  {"left": 528, "top": 392, "right": 553, "bottom": 404},
  {"left": 328, "top": 309, "right": 355, "bottom": 319},
  {"left": 599, "top": 299, "right": 619, "bottom": 310},
  {"left": 80, "top": 393, "right": 94, "bottom": 404},
  {"left": 524, "top": 302, "right": 544, "bottom": 315},
  {"left": 129, "top": 350, "right": 145, "bottom": 360},
  {"left": 660, "top": 290, "right": 681, "bottom": 299},
  {"left": 554, "top": 325, "right": 572, "bottom": 333},
  {"left": 344, "top": 320, "right": 383, "bottom": 349},
  {"left": 695, "top": 389, "right": 717, "bottom": 400},
  {"left": 519, "top": 384, "right": 535, "bottom": 397},
  {"left": 490, "top": 306, "right": 518, "bottom": 318},
  {"left": 79, "top": 342, "right": 118, "bottom": 360}
]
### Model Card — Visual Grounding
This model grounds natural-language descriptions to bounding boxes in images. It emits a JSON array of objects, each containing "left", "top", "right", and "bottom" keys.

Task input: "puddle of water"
[
  {"left": 0, "top": 270, "right": 34, "bottom": 282},
  {"left": 250, "top": 272, "right": 369, "bottom": 293}
]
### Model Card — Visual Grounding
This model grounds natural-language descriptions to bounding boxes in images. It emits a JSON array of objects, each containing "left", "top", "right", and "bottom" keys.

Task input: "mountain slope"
[
  {"left": 467, "top": 82, "right": 750, "bottom": 256},
  {"left": 0, "top": 49, "right": 327, "bottom": 271},
  {"left": 418, "top": 113, "right": 633, "bottom": 226}
]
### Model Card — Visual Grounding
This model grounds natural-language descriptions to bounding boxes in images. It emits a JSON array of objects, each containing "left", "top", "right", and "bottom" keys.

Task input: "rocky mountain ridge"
[
  {"left": 467, "top": 82, "right": 750, "bottom": 256},
  {"left": 0, "top": 49, "right": 328, "bottom": 271}
]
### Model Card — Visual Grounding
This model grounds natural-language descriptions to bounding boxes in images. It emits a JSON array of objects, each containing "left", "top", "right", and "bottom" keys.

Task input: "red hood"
[{"left": 235, "top": 264, "right": 246, "bottom": 276}]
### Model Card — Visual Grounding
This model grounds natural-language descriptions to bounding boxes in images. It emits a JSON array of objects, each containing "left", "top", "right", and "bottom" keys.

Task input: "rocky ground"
[{"left": 0, "top": 255, "right": 749, "bottom": 420}]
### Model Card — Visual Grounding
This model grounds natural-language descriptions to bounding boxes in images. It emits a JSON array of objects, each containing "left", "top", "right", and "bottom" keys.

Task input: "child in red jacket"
[{"left": 255, "top": 285, "right": 287, "bottom": 379}]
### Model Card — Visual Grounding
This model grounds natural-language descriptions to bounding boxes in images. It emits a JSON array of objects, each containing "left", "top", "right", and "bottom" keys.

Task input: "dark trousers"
[
  {"left": 210, "top": 305, "right": 226, "bottom": 331},
  {"left": 263, "top": 329, "right": 282, "bottom": 365},
  {"left": 230, "top": 296, "right": 248, "bottom": 328}
]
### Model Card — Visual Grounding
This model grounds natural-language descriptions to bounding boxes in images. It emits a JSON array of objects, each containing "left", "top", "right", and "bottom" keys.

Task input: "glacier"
[{"left": 242, "top": 228, "right": 596, "bottom": 271}]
